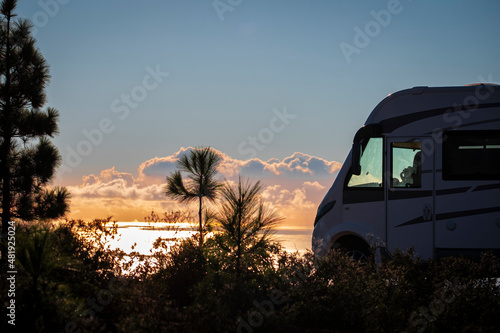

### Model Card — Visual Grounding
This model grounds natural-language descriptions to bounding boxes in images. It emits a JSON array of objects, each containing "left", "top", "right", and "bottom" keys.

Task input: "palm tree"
[
  {"left": 214, "top": 177, "right": 283, "bottom": 278},
  {"left": 165, "top": 147, "right": 222, "bottom": 247}
]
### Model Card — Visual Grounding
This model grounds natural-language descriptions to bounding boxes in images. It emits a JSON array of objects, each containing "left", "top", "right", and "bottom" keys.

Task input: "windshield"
[{"left": 347, "top": 137, "right": 383, "bottom": 188}]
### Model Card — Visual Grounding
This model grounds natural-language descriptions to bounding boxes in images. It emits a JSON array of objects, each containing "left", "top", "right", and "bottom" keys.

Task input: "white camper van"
[{"left": 312, "top": 84, "right": 500, "bottom": 260}]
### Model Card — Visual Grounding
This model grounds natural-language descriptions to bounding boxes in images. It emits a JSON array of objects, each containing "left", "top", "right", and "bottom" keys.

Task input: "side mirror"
[{"left": 352, "top": 142, "right": 362, "bottom": 176}]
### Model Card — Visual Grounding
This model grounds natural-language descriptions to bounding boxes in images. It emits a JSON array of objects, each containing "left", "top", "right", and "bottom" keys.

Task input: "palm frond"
[
  {"left": 172, "top": 147, "right": 223, "bottom": 199},
  {"left": 214, "top": 176, "right": 282, "bottom": 258},
  {"left": 165, "top": 171, "right": 197, "bottom": 203},
  {"left": 1, "top": 0, "right": 16, "bottom": 17}
]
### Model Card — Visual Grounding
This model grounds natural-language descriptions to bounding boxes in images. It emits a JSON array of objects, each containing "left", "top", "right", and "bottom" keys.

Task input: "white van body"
[{"left": 312, "top": 85, "right": 500, "bottom": 260}]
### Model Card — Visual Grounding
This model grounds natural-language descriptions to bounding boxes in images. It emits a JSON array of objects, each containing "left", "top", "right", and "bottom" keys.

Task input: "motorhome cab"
[{"left": 312, "top": 84, "right": 500, "bottom": 260}]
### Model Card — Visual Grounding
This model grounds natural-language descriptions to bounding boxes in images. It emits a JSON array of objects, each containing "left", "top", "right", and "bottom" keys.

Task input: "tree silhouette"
[
  {"left": 165, "top": 147, "right": 222, "bottom": 247},
  {"left": 213, "top": 176, "right": 282, "bottom": 278},
  {"left": 0, "top": 0, "right": 69, "bottom": 262}
]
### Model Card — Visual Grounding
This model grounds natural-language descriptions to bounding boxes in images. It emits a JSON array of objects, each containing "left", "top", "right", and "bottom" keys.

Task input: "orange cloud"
[
  {"left": 303, "top": 181, "right": 327, "bottom": 190},
  {"left": 64, "top": 147, "right": 340, "bottom": 228}
]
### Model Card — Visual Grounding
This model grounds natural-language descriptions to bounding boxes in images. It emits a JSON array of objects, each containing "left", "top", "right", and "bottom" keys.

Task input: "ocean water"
[{"left": 106, "top": 222, "right": 313, "bottom": 255}]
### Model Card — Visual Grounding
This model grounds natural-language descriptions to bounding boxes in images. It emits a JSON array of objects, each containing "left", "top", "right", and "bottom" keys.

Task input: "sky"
[{"left": 14, "top": 0, "right": 500, "bottom": 228}]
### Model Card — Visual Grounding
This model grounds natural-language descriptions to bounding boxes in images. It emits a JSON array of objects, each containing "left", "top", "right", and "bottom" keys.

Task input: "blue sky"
[
  {"left": 16, "top": 0, "right": 500, "bottom": 175},
  {"left": 11, "top": 0, "right": 500, "bottom": 223}
]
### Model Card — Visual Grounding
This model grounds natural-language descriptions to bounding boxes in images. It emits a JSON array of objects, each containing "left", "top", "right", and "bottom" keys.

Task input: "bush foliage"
[{"left": 2, "top": 220, "right": 499, "bottom": 333}]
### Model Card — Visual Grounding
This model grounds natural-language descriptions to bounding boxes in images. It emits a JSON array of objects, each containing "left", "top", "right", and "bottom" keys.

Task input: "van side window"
[
  {"left": 347, "top": 137, "right": 383, "bottom": 188},
  {"left": 443, "top": 131, "right": 500, "bottom": 180},
  {"left": 391, "top": 142, "right": 422, "bottom": 188}
]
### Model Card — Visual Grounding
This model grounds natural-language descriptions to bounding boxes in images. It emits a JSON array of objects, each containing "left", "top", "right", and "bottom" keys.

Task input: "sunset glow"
[
  {"left": 3, "top": 1, "right": 499, "bottom": 331},
  {"left": 13, "top": 0, "right": 498, "bottom": 249},
  {"left": 63, "top": 147, "right": 341, "bottom": 230}
]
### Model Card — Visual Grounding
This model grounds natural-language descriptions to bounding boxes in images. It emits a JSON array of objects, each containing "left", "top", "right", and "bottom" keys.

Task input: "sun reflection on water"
[{"left": 105, "top": 222, "right": 312, "bottom": 256}]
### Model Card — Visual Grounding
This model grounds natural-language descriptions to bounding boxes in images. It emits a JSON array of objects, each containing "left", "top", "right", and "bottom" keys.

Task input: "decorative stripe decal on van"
[
  {"left": 347, "top": 183, "right": 498, "bottom": 205},
  {"left": 388, "top": 190, "right": 432, "bottom": 200},
  {"left": 395, "top": 205, "right": 500, "bottom": 228},
  {"left": 436, "top": 187, "right": 471, "bottom": 195},
  {"left": 436, "top": 206, "right": 500, "bottom": 221},
  {"left": 472, "top": 183, "right": 500, "bottom": 192},
  {"left": 395, "top": 216, "right": 426, "bottom": 227},
  {"left": 379, "top": 103, "right": 500, "bottom": 133},
  {"left": 425, "top": 117, "right": 500, "bottom": 133}
]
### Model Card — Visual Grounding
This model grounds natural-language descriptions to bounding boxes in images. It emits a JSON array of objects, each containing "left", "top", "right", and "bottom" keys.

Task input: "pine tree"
[
  {"left": 0, "top": 0, "right": 69, "bottom": 261},
  {"left": 165, "top": 147, "right": 222, "bottom": 247},
  {"left": 214, "top": 177, "right": 282, "bottom": 278}
]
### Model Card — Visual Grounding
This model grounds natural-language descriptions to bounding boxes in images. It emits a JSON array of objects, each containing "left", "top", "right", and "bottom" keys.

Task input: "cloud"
[
  {"left": 70, "top": 180, "right": 165, "bottom": 201},
  {"left": 82, "top": 167, "right": 135, "bottom": 187},
  {"left": 237, "top": 152, "right": 341, "bottom": 179},
  {"left": 303, "top": 181, "right": 326, "bottom": 190},
  {"left": 262, "top": 186, "right": 315, "bottom": 210},
  {"left": 137, "top": 147, "right": 341, "bottom": 181},
  {"left": 71, "top": 166, "right": 161, "bottom": 201},
  {"left": 65, "top": 147, "right": 340, "bottom": 227}
]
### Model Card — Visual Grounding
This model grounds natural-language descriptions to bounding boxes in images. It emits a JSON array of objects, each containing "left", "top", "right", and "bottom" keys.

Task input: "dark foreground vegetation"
[{"left": 1, "top": 219, "right": 499, "bottom": 333}]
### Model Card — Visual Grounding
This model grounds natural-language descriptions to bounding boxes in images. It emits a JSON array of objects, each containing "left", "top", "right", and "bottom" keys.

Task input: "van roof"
[{"left": 365, "top": 84, "right": 500, "bottom": 134}]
